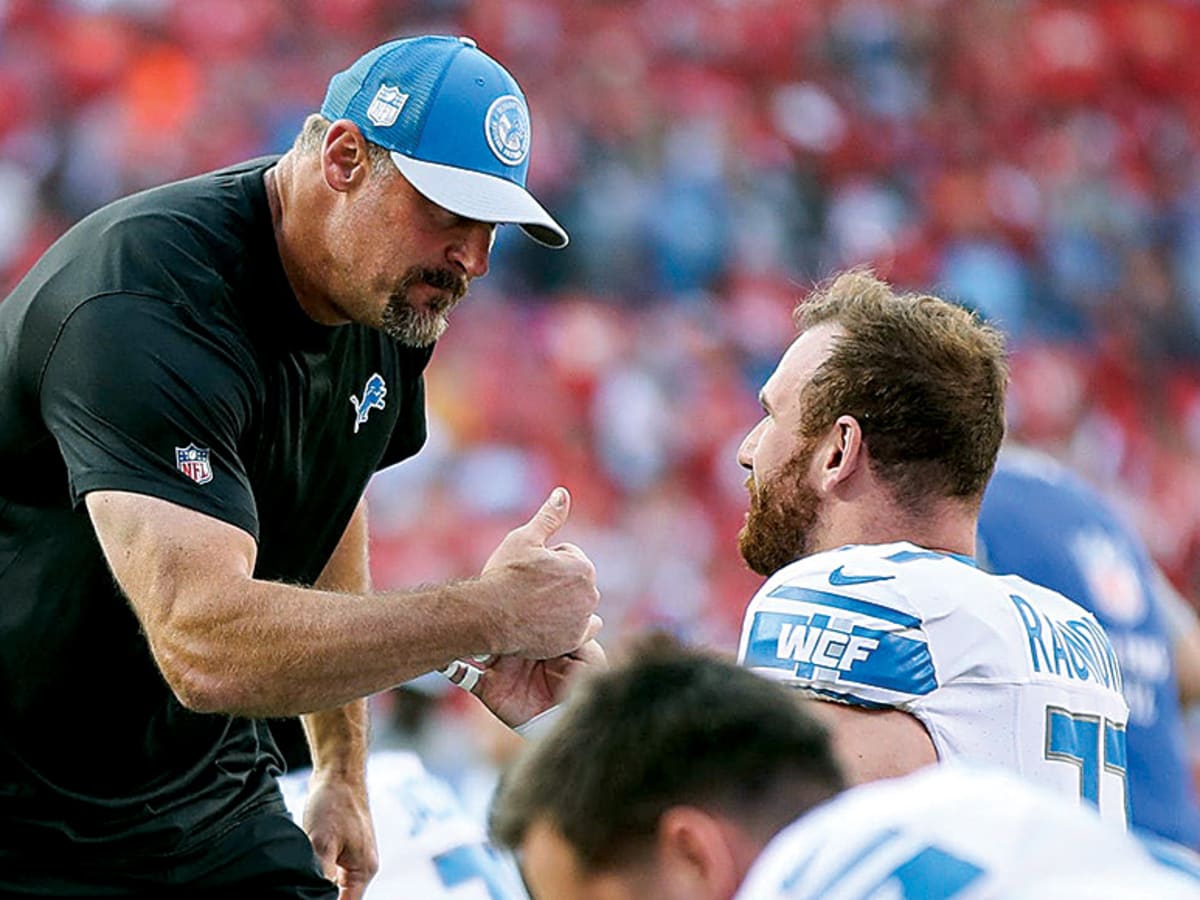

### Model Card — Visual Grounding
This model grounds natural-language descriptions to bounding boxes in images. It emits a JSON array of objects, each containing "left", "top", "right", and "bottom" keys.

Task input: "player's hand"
[
  {"left": 443, "top": 639, "right": 608, "bottom": 728},
  {"left": 302, "top": 771, "right": 378, "bottom": 900},
  {"left": 479, "top": 487, "right": 601, "bottom": 659}
]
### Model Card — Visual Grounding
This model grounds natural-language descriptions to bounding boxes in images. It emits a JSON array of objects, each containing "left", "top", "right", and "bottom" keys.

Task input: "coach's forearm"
[
  {"left": 87, "top": 489, "right": 597, "bottom": 718},
  {"left": 299, "top": 498, "right": 373, "bottom": 777},
  {"left": 156, "top": 574, "right": 503, "bottom": 717},
  {"left": 303, "top": 699, "right": 369, "bottom": 782}
]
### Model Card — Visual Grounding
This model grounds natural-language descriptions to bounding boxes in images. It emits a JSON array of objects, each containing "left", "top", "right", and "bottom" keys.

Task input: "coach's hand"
[
  {"left": 444, "top": 639, "right": 608, "bottom": 728},
  {"left": 479, "top": 487, "right": 601, "bottom": 659},
  {"left": 303, "top": 771, "right": 378, "bottom": 900}
]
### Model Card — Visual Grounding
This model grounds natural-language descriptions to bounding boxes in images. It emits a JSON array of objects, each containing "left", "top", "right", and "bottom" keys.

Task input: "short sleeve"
[
  {"left": 738, "top": 576, "right": 939, "bottom": 710},
  {"left": 39, "top": 294, "right": 260, "bottom": 538}
]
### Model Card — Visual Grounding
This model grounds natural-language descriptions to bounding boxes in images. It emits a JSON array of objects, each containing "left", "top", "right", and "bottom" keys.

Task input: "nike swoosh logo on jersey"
[{"left": 828, "top": 566, "right": 896, "bottom": 587}]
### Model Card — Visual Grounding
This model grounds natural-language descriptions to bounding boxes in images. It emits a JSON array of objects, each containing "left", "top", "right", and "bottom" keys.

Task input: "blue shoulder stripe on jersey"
[
  {"left": 885, "top": 548, "right": 978, "bottom": 568},
  {"left": 778, "top": 846, "right": 821, "bottom": 893},
  {"left": 767, "top": 585, "right": 921, "bottom": 629},
  {"left": 793, "top": 828, "right": 901, "bottom": 895},
  {"left": 743, "top": 609, "right": 937, "bottom": 696},
  {"left": 799, "top": 828, "right": 986, "bottom": 900}
]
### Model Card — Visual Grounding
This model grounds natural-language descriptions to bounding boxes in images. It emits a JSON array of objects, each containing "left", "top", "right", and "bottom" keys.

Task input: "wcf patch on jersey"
[{"left": 176, "top": 443, "right": 213, "bottom": 485}]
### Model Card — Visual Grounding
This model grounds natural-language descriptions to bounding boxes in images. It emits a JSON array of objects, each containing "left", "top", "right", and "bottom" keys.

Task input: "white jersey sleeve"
[
  {"left": 278, "top": 751, "right": 527, "bottom": 899},
  {"left": 737, "top": 542, "right": 1131, "bottom": 825},
  {"left": 735, "top": 765, "right": 1200, "bottom": 900}
]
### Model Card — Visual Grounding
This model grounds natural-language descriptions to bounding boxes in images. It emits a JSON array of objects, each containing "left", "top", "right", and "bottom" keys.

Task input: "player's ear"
[
  {"left": 817, "top": 415, "right": 864, "bottom": 492},
  {"left": 321, "top": 120, "right": 371, "bottom": 192},
  {"left": 656, "top": 806, "right": 741, "bottom": 900}
]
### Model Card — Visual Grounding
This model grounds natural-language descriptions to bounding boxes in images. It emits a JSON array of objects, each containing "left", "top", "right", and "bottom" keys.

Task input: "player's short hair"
[
  {"left": 489, "top": 635, "right": 845, "bottom": 873},
  {"left": 294, "top": 114, "right": 397, "bottom": 177},
  {"left": 795, "top": 269, "right": 1008, "bottom": 509}
]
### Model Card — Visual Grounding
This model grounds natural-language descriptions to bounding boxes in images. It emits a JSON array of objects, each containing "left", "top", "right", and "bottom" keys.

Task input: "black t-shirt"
[{"left": 0, "top": 157, "right": 432, "bottom": 861}]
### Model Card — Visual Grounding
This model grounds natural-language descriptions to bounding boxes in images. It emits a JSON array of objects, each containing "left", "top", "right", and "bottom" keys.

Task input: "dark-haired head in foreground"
[{"left": 489, "top": 636, "right": 845, "bottom": 900}]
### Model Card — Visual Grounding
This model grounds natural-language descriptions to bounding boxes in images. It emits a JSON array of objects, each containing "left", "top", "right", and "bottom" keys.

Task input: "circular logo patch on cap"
[{"left": 485, "top": 95, "right": 530, "bottom": 167}]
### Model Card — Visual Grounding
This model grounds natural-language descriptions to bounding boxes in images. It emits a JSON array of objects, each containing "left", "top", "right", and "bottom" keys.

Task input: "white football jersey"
[
  {"left": 735, "top": 766, "right": 1200, "bottom": 900},
  {"left": 737, "top": 542, "right": 1130, "bottom": 825},
  {"left": 279, "top": 751, "right": 527, "bottom": 899}
]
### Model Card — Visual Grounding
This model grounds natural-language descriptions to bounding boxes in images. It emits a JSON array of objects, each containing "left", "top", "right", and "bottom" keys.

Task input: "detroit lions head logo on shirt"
[{"left": 350, "top": 373, "right": 387, "bottom": 434}]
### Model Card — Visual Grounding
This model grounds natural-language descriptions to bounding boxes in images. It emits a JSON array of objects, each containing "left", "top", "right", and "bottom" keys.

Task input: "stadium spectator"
[
  {"left": 735, "top": 271, "right": 1129, "bottom": 824},
  {"left": 3, "top": 1, "right": 1200, "bottom": 642},
  {"left": 3, "top": 0, "right": 1200, "bottom": 857},
  {"left": 978, "top": 444, "right": 1200, "bottom": 847},
  {"left": 0, "top": 35, "right": 600, "bottom": 897},
  {"left": 490, "top": 637, "right": 1200, "bottom": 900}
]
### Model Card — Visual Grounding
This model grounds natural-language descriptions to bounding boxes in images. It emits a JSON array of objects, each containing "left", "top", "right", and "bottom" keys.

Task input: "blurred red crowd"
[{"left": 3, "top": 0, "right": 1200, "bottom": 634}]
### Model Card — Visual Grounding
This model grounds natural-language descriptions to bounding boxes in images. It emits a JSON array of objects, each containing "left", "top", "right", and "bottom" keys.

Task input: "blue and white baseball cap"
[{"left": 321, "top": 35, "right": 568, "bottom": 248}]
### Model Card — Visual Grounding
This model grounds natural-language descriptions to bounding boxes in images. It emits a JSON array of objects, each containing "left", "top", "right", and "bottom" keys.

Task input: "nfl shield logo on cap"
[
  {"left": 320, "top": 34, "right": 569, "bottom": 248},
  {"left": 366, "top": 85, "right": 409, "bottom": 128},
  {"left": 176, "top": 443, "right": 213, "bottom": 485}
]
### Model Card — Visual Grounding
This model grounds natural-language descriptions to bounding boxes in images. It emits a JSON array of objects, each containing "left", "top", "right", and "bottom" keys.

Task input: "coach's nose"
[{"left": 448, "top": 221, "right": 493, "bottom": 280}]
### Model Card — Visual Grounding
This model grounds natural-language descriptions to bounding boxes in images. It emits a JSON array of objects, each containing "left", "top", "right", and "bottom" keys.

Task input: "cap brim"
[{"left": 390, "top": 152, "right": 569, "bottom": 249}]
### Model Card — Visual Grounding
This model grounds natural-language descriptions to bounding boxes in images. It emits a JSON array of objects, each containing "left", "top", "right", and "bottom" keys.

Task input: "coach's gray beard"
[
  {"left": 381, "top": 300, "right": 449, "bottom": 347},
  {"left": 738, "top": 450, "right": 821, "bottom": 577},
  {"left": 381, "top": 267, "right": 467, "bottom": 347}
]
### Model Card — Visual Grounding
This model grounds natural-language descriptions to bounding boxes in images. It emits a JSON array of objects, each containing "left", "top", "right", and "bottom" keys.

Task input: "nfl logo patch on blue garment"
[
  {"left": 366, "top": 84, "right": 409, "bottom": 128},
  {"left": 176, "top": 443, "right": 213, "bottom": 485}
]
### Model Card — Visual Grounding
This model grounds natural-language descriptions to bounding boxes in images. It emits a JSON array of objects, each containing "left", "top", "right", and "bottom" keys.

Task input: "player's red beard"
[
  {"left": 738, "top": 442, "right": 822, "bottom": 577},
  {"left": 381, "top": 265, "right": 468, "bottom": 347}
]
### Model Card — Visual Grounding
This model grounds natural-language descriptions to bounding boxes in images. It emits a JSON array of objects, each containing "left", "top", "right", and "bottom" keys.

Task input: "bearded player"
[{"left": 735, "top": 271, "right": 1129, "bottom": 825}]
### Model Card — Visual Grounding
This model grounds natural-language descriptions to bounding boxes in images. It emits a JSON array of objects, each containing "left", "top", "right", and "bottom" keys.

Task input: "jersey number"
[{"left": 1044, "top": 706, "right": 1128, "bottom": 813}]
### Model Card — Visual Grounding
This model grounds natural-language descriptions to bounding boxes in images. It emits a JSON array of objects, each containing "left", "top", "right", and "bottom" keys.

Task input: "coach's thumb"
[{"left": 525, "top": 487, "right": 571, "bottom": 545}]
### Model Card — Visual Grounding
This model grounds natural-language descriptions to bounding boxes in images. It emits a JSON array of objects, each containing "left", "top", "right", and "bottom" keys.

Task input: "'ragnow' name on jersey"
[
  {"left": 1009, "top": 593, "right": 1122, "bottom": 691},
  {"left": 737, "top": 542, "right": 1131, "bottom": 828}
]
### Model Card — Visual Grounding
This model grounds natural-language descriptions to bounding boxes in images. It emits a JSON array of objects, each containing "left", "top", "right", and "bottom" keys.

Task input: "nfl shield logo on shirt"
[{"left": 176, "top": 443, "right": 213, "bottom": 485}]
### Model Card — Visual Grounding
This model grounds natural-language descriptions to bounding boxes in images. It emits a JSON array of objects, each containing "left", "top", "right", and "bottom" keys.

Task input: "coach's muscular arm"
[
  {"left": 84, "top": 486, "right": 600, "bottom": 718},
  {"left": 301, "top": 496, "right": 376, "bottom": 899}
]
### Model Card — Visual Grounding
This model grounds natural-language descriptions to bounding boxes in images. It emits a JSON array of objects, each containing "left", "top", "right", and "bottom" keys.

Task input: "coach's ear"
[
  {"left": 321, "top": 120, "right": 371, "bottom": 192},
  {"left": 655, "top": 806, "right": 747, "bottom": 900}
]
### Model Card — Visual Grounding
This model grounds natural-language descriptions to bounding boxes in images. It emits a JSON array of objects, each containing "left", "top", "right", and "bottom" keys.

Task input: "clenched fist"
[{"left": 477, "top": 487, "right": 602, "bottom": 659}]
